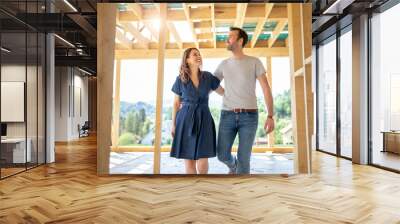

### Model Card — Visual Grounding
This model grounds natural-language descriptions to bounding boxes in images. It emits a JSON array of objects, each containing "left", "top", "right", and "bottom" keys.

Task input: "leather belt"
[{"left": 231, "top": 108, "right": 258, "bottom": 113}]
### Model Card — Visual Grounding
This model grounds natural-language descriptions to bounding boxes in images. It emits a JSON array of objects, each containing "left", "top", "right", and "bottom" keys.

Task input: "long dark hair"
[{"left": 179, "top": 48, "right": 202, "bottom": 83}]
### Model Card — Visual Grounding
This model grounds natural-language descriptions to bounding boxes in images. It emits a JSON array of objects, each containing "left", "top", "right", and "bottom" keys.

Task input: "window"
[
  {"left": 370, "top": 3, "right": 400, "bottom": 171},
  {"left": 317, "top": 36, "right": 337, "bottom": 154},
  {"left": 339, "top": 28, "right": 352, "bottom": 158}
]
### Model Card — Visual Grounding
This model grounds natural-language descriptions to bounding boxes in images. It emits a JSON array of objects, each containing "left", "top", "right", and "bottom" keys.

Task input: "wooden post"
[
  {"left": 153, "top": 3, "right": 167, "bottom": 174},
  {"left": 266, "top": 56, "right": 275, "bottom": 148},
  {"left": 97, "top": 4, "right": 117, "bottom": 175},
  {"left": 301, "top": 4, "right": 313, "bottom": 173},
  {"left": 287, "top": 3, "right": 312, "bottom": 174},
  {"left": 112, "top": 60, "right": 121, "bottom": 147}
]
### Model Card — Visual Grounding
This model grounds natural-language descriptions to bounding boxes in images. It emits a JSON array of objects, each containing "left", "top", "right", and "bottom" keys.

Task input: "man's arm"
[{"left": 257, "top": 73, "right": 275, "bottom": 134}]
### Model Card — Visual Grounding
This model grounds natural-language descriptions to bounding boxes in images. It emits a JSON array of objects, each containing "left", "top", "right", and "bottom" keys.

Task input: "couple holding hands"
[{"left": 170, "top": 27, "right": 275, "bottom": 174}]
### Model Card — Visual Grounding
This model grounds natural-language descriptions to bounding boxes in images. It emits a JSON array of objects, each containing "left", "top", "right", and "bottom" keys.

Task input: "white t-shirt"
[{"left": 214, "top": 55, "right": 266, "bottom": 110}]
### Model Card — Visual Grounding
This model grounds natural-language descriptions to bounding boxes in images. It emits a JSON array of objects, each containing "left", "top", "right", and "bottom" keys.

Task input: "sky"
[{"left": 118, "top": 56, "right": 291, "bottom": 107}]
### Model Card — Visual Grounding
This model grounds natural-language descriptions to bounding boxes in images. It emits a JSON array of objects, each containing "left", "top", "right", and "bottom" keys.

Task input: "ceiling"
[
  {"left": 311, "top": 0, "right": 390, "bottom": 43},
  {"left": 0, "top": 0, "right": 97, "bottom": 74},
  {"left": 115, "top": 3, "right": 290, "bottom": 52}
]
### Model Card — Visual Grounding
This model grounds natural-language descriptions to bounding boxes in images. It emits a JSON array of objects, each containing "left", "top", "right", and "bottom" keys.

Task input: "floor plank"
[{"left": 1, "top": 135, "right": 400, "bottom": 223}]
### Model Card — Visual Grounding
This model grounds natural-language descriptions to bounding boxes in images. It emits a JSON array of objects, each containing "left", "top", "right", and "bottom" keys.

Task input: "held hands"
[
  {"left": 264, "top": 117, "right": 275, "bottom": 134},
  {"left": 215, "top": 86, "right": 225, "bottom": 96}
]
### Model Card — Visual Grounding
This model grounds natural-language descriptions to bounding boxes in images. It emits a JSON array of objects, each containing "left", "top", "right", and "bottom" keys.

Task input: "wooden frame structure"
[{"left": 98, "top": 3, "right": 313, "bottom": 175}]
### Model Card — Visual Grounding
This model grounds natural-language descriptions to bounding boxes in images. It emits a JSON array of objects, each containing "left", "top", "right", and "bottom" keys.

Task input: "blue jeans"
[{"left": 217, "top": 110, "right": 258, "bottom": 174}]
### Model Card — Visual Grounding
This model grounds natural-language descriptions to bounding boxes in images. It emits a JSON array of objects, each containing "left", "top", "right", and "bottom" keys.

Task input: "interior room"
[{"left": 0, "top": 1, "right": 399, "bottom": 223}]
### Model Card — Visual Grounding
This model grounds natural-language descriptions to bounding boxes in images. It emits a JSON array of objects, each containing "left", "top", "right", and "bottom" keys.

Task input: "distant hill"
[{"left": 120, "top": 101, "right": 155, "bottom": 118}]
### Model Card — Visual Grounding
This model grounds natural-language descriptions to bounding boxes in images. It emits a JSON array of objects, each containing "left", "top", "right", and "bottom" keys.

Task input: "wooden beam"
[
  {"left": 246, "top": 5, "right": 287, "bottom": 19},
  {"left": 211, "top": 4, "right": 217, "bottom": 48},
  {"left": 266, "top": 56, "right": 275, "bottom": 148},
  {"left": 120, "top": 40, "right": 286, "bottom": 50},
  {"left": 194, "top": 20, "right": 212, "bottom": 29},
  {"left": 294, "top": 67, "right": 304, "bottom": 77},
  {"left": 97, "top": 4, "right": 117, "bottom": 175},
  {"left": 304, "top": 56, "right": 312, "bottom": 65},
  {"left": 182, "top": 3, "right": 199, "bottom": 48},
  {"left": 143, "top": 21, "right": 159, "bottom": 41},
  {"left": 111, "top": 146, "right": 294, "bottom": 154},
  {"left": 302, "top": 5, "right": 312, "bottom": 60},
  {"left": 292, "top": 74, "right": 309, "bottom": 174},
  {"left": 287, "top": 4, "right": 313, "bottom": 175},
  {"left": 304, "top": 63, "right": 313, "bottom": 141},
  {"left": 115, "top": 28, "right": 132, "bottom": 49},
  {"left": 153, "top": 3, "right": 167, "bottom": 174},
  {"left": 126, "top": 4, "right": 159, "bottom": 42},
  {"left": 122, "top": 22, "right": 150, "bottom": 48},
  {"left": 191, "top": 7, "right": 212, "bottom": 19},
  {"left": 215, "top": 5, "right": 286, "bottom": 21},
  {"left": 234, "top": 3, "right": 248, "bottom": 28},
  {"left": 111, "top": 60, "right": 121, "bottom": 147},
  {"left": 301, "top": 4, "right": 313, "bottom": 167},
  {"left": 118, "top": 5, "right": 288, "bottom": 22},
  {"left": 268, "top": 19, "right": 288, "bottom": 48},
  {"left": 166, "top": 22, "right": 183, "bottom": 49},
  {"left": 115, "top": 47, "right": 289, "bottom": 59},
  {"left": 186, "top": 3, "right": 213, "bottom": 8},
  {"left": 197, "top": 32, "right": 213, "bottom": 40},
  {"left": 251, "top": 4, "right": 274, "bottom": 48},
  {"left": 126, "top": 4, "right": 143, "bottom": 19},
  {"left": 287, "top": 4, "right": 311, "bottom": 174}
]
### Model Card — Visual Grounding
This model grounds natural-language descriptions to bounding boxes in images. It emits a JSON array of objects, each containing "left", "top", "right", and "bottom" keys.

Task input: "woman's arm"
[
  {"left": 171, "top": 94, "right": 181, "bottom": 137},
  {"left": 214, "top": 85, "right": 225, "bottom": 96}
]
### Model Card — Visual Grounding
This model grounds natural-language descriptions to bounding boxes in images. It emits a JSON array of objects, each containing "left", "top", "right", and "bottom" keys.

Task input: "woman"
[{"left": 171, "top": 48, "right": 224, "bottom": 174}]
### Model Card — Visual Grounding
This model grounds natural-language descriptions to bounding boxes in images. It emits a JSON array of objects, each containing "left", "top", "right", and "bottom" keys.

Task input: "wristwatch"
[{"left": 267, "top": 115, "right": 274, "bottom": 119}]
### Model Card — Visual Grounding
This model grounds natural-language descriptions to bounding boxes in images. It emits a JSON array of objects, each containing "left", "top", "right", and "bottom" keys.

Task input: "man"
[{"left": 214, "top": 27, "right": 275, "bottom": 174}]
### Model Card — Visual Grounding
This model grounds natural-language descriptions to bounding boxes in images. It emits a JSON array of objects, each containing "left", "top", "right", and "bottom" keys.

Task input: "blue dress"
[{"left": 171, "top": 71, "right": 221, "bottom": 160}]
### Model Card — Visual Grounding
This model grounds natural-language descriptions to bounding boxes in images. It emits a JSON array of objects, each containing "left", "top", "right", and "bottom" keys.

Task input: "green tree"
[
  {"left": 139, "top": 108, "right": 146, "bottom": 123},
  {"left": 274, "top": 90, "right": 291, "bottom": 119},
  {"left": 119, "top": 132, "right": 135, "bottom": 145},
  {"left": 132, "top": 112, "right": 141, "bottom": 135},
  {"left": 142, "top": 119, "right": 151, "bottom": 137},
  {"left": 125, "top": 111, "right": 135, "bottom": 133},
  {"left": 119, "top": 116, "right": 126, "bottom": 134},
  {"left": 256, "top": 90, "right": 292, "bottom": 146}
]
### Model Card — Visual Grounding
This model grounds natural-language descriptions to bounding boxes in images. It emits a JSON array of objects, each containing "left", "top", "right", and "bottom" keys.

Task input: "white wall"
[
  {"left": 54, "top": 67, "right": 89, "bottom": 141},
  {"left": 55, "top": 66, "right": 69, "bottom": 141},
  {"left": 1, "top": 65, "right": 34, "bottom": 138},
  {"left": 1, "top": 63, "right": 46, "bottom": 164}
]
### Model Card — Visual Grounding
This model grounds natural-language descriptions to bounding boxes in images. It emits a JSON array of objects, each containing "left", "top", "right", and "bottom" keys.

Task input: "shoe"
[{"left": 228, "top": 157, "right": 237, "bottom": 174}]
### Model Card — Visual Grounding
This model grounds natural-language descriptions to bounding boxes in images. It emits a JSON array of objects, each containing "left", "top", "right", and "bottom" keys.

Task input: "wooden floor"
[{"left": 1, "top": 135, "right": 400, "bottom": 223}]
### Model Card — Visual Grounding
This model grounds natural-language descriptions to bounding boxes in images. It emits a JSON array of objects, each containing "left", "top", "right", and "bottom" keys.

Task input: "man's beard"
[{"left": 227, "top": 44, "right": 233, "bottom": 51}]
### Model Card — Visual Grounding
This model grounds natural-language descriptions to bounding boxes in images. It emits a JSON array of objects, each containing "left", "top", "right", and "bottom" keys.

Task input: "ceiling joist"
[
  {"left": 116, "top": 3, "right": 290, "bottom": 54},
  {"left": 251, "top": 4, "right": 274, "bottom": 48},
  {"left": 118, "top": 5, "right": 287, "bottom": 22},
  {"left": 268, "top": 19, "right": 288, "bottom": 48},
  {"left": 234, "top": 3, "right": 248, "bottom": 28},
  {"left": 182, "top": 3, "right": 199, "bottom": 48}
]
